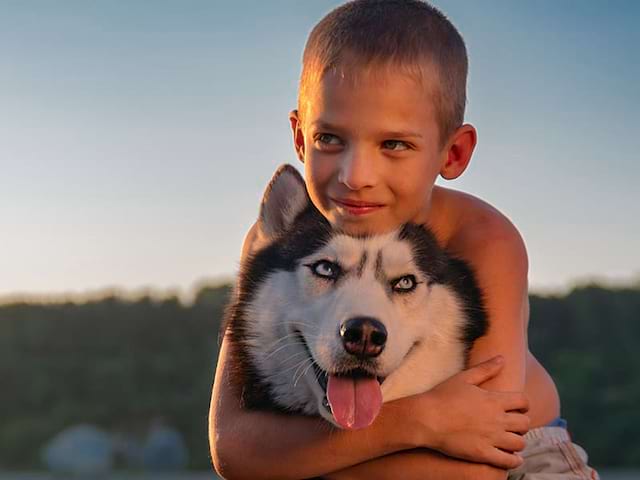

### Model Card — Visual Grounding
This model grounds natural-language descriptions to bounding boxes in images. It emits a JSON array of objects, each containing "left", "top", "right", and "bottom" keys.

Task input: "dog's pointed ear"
[{"left": 258, "top": 164, "right": 309, "bottom": 240}]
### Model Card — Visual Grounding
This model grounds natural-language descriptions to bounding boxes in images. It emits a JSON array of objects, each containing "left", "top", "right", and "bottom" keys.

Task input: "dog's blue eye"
[
  {"left": 308, "top": 260, "right": 340, "bottom": 280},
  {"left": 392, "top": 275, "right": 417, "bottom": 293}
]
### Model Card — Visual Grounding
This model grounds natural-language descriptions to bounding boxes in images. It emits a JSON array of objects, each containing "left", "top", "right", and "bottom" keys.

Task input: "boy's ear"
[
  {"left": 440, "top": 124, "right": 477, "bottom": 180},
  {"left": 258, "top": 164, "right": 309, "bottom": 240},
  {"left": 289, "top": 109, "right": 306, "bottom": 163}
]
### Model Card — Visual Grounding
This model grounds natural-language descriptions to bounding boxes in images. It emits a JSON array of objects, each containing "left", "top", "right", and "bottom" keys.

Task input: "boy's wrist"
[
  {"left": 383, "top": 392, "right": 442, "bottom": 451},
  {"left": 409, "top": 391, "right": 444, "bottom": 450}
]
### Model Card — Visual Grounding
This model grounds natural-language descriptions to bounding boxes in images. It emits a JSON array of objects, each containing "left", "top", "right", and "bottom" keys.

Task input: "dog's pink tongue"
[{"left": 327, "top": 375, "right": 382, "bottom": 429}]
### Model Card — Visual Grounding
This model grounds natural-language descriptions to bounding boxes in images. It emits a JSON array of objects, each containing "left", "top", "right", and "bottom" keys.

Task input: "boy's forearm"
[
  {"left": 323, "top": 449, "right": 508, "bottom": 480},
  {"left": 210, "top": 393, "right": 420, "bottom": 480}
]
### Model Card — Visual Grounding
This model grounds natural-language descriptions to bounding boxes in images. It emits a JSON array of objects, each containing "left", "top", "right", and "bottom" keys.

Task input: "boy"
[{"left": 210, "top": 1, "right": 599, "bottom": 478}]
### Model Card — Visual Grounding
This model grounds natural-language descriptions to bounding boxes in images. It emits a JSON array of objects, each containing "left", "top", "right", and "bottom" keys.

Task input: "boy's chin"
[{"left": 328, "top": 213, "right": 399, "bottom": 236}]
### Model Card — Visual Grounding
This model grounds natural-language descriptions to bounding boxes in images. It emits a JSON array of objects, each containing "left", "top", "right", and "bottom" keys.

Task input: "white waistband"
[{"left": 524, "top": 425, "right": 571, "bottom": 443}]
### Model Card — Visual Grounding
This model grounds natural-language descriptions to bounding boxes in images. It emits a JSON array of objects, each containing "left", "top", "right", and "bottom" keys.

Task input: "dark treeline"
[{"left": 0, "top": 283, "right": 638, "bottom": 470}]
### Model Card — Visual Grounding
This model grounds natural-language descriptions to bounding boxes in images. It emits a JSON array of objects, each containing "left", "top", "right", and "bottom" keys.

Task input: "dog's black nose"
[{"left": 340, "top": 316, "right": 387, "bottom": 358}]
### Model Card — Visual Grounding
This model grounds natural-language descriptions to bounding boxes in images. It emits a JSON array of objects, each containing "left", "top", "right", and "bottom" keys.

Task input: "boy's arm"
[
  {"left": 464, "top": 216, "right": 529, "bottom": 394},
  {"left": 210, "top": 336, "right": 527, "bottom": 479},
  {"left": 325, "top": 449, "right": 508, "bottom": 480}
]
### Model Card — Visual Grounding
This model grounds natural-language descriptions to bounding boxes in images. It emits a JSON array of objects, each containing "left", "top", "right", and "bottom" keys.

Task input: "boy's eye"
[
  {"left": 315, "top": 133, "right": 342, "bottom": 146},
  {"left": 382, "top": 140, "right": 410, "bottom": 151}
]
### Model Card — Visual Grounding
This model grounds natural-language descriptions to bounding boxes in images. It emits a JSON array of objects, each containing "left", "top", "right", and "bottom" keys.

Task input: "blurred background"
[{"left": 1, "top": 0, "right": 638, "bottom": 478}]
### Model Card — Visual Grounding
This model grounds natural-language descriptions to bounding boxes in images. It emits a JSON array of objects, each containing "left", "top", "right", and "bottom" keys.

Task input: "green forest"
[{"left": 1, "top": 282, "right": 638, "bottom": 470}]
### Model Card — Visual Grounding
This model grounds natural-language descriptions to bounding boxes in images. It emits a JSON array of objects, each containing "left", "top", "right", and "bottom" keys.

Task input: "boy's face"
[{"left": 291, "top": 66, "right": 451, "bottom": 235}]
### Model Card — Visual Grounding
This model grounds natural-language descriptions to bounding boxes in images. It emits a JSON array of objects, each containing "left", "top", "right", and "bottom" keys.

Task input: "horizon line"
[{"left": 1, "top": 273, "right": 638, "bottom": 307}]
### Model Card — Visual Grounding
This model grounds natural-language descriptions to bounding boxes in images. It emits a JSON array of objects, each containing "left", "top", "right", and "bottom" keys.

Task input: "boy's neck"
[{"left": 422, "top": 185, "right": 459, "bottom": 250}]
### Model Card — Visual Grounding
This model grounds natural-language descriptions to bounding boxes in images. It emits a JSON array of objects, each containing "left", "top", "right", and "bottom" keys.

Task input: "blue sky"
[{"left": 1, "top": 1, "right": 638, "bottom": 301}]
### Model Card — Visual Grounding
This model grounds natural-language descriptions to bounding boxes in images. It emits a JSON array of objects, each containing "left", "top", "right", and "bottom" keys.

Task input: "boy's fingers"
[
  {"left": 463, "top": 356, "right": 504, "bottom": 385},
  {"left": 486, "top": 449, "right": 523, "bottom": 470},
  {"left": 496, "top": 432, "right": 527, "bottom": 453},
  {"left": 504, "top": 412, "right": 531, "bottom": 435}
]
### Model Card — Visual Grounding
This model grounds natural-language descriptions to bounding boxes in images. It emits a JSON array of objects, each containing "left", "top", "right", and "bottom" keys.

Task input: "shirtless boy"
[{"left": 210, "top": 1, "right": 598, "bottom": 478}]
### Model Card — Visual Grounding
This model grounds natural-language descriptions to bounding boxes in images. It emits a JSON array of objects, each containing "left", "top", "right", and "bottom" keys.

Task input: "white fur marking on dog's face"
[{"left": 246, "top": 228, "right": 468, "bottom": 417}]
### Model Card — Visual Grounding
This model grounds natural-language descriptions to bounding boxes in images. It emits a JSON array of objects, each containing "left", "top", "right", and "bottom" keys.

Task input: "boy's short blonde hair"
[{"left": 298, "top": 0, "right": 468, "bottom": 148}]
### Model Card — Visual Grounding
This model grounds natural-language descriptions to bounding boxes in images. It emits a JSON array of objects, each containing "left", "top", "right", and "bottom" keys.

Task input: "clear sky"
[{"left": 1, "top": 0, "right": 638, "bottom": 301}]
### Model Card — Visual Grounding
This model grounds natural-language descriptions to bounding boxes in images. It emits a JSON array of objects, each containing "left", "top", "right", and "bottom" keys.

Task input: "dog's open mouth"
[{"left": 294, "top": 330, "right": 386, "bottom": 429}]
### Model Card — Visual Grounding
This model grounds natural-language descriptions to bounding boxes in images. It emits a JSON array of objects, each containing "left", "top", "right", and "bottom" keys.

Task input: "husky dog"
[{"left": 223, "top": 165, "right": 487, "bottom": 430}]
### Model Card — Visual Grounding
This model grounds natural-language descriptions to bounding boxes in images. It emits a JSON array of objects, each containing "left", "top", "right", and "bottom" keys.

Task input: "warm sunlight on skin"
[{"left": 289, "top": 65, "right": 476, "bottom": 236}]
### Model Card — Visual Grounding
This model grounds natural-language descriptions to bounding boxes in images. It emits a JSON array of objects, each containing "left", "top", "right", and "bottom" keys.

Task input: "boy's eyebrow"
[
  {"left": 311, "top": 121, "right": 423, "bottom": 139},
  {"left": 310, "top": 120, "right": 346, "bottom": 132},
  {"left": 380, "top": 130, "right": 423, "bottom": 139}
]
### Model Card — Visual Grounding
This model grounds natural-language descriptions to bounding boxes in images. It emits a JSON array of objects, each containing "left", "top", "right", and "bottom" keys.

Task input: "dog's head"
[{"left": 227, "top": 165, "right": 485, "bottom": 429}]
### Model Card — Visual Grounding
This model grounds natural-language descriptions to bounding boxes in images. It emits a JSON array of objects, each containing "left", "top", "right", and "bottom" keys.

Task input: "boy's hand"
[{"left": 406, "top": 356, "right": 530, "bottom": 470}]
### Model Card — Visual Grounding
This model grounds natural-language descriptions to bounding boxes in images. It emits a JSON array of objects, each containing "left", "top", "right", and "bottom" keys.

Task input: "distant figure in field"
[
  {"left": 42, "top": 424, "right": 113, "bottom": 477},
  {"left": 142, "top": 416, "right": 189, "bottom": 471}
]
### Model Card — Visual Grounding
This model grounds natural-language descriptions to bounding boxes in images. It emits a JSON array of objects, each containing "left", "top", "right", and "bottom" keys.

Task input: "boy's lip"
[
  {"left": 333, "top": 197, "right": 384, "bottom": 207},
  {"left": 331, "top": 197, "right": 385, "bottom": 215}
]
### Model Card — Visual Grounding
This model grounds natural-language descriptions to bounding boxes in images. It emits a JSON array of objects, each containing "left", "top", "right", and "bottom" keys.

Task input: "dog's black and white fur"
[{"left": 222, "top": 165, "right": 487, "bottom": 427}]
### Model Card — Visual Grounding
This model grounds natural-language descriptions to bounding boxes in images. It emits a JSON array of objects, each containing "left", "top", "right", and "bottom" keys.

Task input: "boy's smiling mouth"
[{"left": 332, "top": 197, "right": 385, "bottom": 216}]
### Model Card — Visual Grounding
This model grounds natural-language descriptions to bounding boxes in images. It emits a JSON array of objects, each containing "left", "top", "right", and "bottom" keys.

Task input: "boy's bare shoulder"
[{"left": 432, "top": 185, "right": 528, "bottom": 273}]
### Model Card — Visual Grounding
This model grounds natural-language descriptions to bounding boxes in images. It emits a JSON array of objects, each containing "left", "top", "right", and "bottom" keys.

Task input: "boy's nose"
[{"left": 338, "top": 149, "right": 377, "bottom": 190}]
